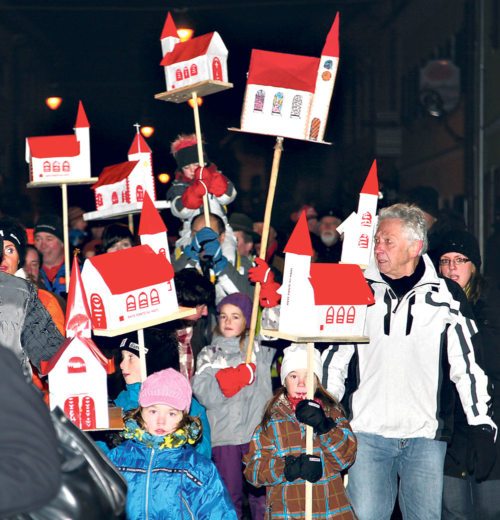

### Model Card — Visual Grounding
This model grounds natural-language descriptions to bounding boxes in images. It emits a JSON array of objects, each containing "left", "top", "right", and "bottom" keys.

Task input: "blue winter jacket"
[
  {"left": 114, "top": 383, "right": 212, "bottom": 458},
  {"left": 107, "top": 422, "right": 236, "bottom": 520}
]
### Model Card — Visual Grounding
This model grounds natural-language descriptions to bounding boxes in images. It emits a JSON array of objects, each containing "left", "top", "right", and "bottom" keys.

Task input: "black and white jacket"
[{"left": 322, "top": 255, "right": 495, "bottom": 441}]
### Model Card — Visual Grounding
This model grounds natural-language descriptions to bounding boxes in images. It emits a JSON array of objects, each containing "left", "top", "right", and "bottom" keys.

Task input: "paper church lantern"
[
  {"left": 277, "top": 211, "right": 374, "bottom": 337},
  {"left": 81, "top": 196, "right": 178, "bottom": 333},
  {"left": 240, "top": 14, "right": 339, "bottom": 142},
  {"left": 41, "top": 256, "right": 114, "bottom": 430},
  {"left": 337, "top": 160, "right": 379, "bottom": 267},
  {"left": 26, "top": 101, "right": 91, "bottom": 183},
  {"left": 160, "top": 12, "right": 228, "bottom": 92}
]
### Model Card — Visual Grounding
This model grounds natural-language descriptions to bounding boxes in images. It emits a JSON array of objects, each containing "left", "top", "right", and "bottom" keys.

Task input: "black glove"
[
  {"left": 284, "top": 455, "right": 302, "bottom": 482},
  {"left": 299, "top": 454, "right": 323, "bottom": 483},
  {"left": 467, "top": 424, "right": 497, "bottom": 482},
  {"left": 296, "top": 399, "right": 335, "bottom": 435}
]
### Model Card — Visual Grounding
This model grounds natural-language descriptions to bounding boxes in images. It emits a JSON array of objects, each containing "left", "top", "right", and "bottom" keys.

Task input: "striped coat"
[{"left": 244, "top": 394, "right": 357, "bottom": 519}]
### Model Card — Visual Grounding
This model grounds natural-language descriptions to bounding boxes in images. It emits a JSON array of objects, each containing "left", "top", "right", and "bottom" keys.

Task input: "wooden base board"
[
  {"left": 155, "top": 80, "right": 233, "bottom": 103},
  {"left": 92, "top": 306, "right": 197, "bottom": 337},
  {"left": 27, "top": 177, "right": 98, "bottom": 188},
  {"left": 260, "top": 328, "right": 369, "bottom": 343},
  {"left": 84, "top": 407, "right": 124, "bottom": 431},
  {"left": 83, "top": 200, "right": 170, "bottom": 221}
]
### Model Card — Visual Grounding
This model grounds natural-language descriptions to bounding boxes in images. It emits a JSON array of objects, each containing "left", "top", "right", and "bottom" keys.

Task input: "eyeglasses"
[{"left": 439, "top": 257, "right": 471, "bottom": 267}]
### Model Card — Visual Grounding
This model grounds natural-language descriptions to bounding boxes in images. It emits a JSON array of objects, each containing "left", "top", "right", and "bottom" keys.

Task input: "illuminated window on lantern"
[
  {"left": 326, "top": 306, "right": 335, "bottom": 324},
  {"left": 43, "top": 161, "right": 51, "bottom": 172},
  {"left": 53, "top": 161, "right": 61, "bottom": 172},
  {"left": 190, "top": 64, "right": 198, "bottom": 76},
  {"left": 347, "top": 306, "right": 356, "bottom": 323},
  {"left": 337, "top": 307, "right": 345, "bottom": 323},
  {"left": 138, "top": 292, "right": 148, "bottom": 308},
  {"left": 176, "top": 69, "right": 182, "bottom": 81},
  {"left": 136, "top": 186, "right": 144, "bottom": 201},
  {"left": 126, "top": 295, "right": 136, "bottom": 312},
  {"left": 254, "top": 90, "right": 265, "bottom": 112},
  {"left": 62, "top": 161, "right": 70, "bottom": 172},
  {"left": 290, "top": 95, "right": 303, "bottom": 118},
  {"left": 271, "top": 92, "right": 284, "bottom": 115},
  {"left": 150, "top": 289, "right": 160, "bottom": 305}
]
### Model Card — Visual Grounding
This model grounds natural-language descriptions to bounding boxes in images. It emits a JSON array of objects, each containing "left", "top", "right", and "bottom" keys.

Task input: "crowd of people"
[{"left": 1, "top": 161, "right": 499, "bottom": 519}]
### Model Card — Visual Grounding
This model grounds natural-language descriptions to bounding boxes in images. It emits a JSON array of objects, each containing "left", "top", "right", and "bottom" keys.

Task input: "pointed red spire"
[
  {"left": 161, "top": 12, "right": 178, "bottom": 39},
  {"left": 322, "top": 13, "right": 340, "bottom": 58},
  {"left": 360, "top": 160, "right": 379, "bottom": 195},
  {"left": 128, "top": 132, "right": 152, "bottom": 155},
  {"left": 65, "top": 255, "right": 92, "bottom": 338},
  {"left": 139, "top": 191, "right": 166, "bottom": 235},
  {"left": 74, "top": 100, "right": 90, "bottom": 128},
  {"left": 284, "top": 211, "right": 314, "bottom": 256}
]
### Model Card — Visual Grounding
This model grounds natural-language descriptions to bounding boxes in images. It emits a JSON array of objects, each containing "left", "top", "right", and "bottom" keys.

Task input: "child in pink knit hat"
[{"left": 107, "top": 368, "right": 236, "bottom": 519}]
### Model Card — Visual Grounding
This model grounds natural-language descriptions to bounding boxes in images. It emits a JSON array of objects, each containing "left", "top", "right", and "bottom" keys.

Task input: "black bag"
[{"left": 10, "top": 407, "right": 127, "bottom": 520}]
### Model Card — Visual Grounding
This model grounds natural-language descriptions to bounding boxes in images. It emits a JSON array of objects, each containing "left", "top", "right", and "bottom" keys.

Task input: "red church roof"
[
  {"left": 40, "top": 336, "right": 115, "bottom": 375},
  {"left": 138, "top": 191, "right": 166, "bottom": 235},
  {"left": 247, "top": 49, "right": 320, "bottom": 93},
  {"left": 360, "top": 160, "right": 379, "bottom": 195},
  {"left": 27, "top": 135, "right": 80, "bottom": 159},
  {"left": 284, "top": 211, "right": 314, "bottom": 256},
  {"left": 128, "top": 133, "right": 151, "bottom": 155},
  {"left": 74, "top": 101, "right": 90, "bottom": 128},
  {"left": 322, "top": 13, "right": 340, "bottom": 58},
  {"left": 160, "top": 32, "right": 218, "bottom": 66},
  {"left": 89, "top": 245, "right": 174, "bottom": 294},
  {"left": 161, "top": 12, "right": 178, "bottom": 39},
  {"left": 310, "top": 263, "right": 375, "bottom": 305},
  {"left": 92, "top": 160, "right": 139, "bottom": 189}
]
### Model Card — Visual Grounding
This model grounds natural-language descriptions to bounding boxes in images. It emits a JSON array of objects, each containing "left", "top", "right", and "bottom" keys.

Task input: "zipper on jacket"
[
  {"left": 181, "top": 495, "right": 195, "bottom": 520},
  {"left": 145, "top": 447, "right": 155, "bottom": 519}
]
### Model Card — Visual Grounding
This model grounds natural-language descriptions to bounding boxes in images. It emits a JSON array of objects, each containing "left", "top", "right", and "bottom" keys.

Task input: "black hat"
[
  {"left": 119, "top": 328, "right": 180, "bottom": 375},
  {"left": 436, "top": 230, "right": 481, "bottom": 269},
  {"left": 229, "top": 212, "right": 260, "bottom": 242},
  {"left": 35, "top": 214, "right": 64, "bottom": 242},
  {"left": 317, "top": 208, "right": 344, "bottom": 221},
  {"left": 0, "top": 217, "right": 27, "bottom": 266},
  {"left": 403, "top": 186, "right": 439, "bottom": 218}
]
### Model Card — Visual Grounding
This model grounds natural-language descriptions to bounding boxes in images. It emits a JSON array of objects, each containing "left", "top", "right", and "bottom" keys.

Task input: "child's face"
[
  {"left": 218, "top": 303, "right": 246, "bottom": 338},
  {"left": 142, "top": 404, "right": 183, "bottom": 436},
  {"left": 120, "top": 351, "right": 142, "bottom": 385},
  {"left": 182, "top": 163, "right": 199, "bottom": 181},
  {"left": 285, "top": 369, "right": 316, "bottom": 399}
]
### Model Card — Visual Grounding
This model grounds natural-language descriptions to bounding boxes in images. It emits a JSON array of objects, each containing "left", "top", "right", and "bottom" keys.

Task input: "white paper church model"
[
  {"left": 160, "top": 12, "right": 228, "bottom": 91},
  {"left": 41, "top": 256, "right": 114, "bottom": 430},
  {"left": 91, "top": 129, "right": 156, "bottom": 212},
  {"left": 337, "top": 160, "right": 379, "bottom": 267},
  {"left": 239, "top": 14, "right": 339, "bottom": 142},
  {"left": 81, "top": 193, "right": 178, "bottom": 333},
  {"left": 26, "top": 101, "right": 91, "bottom": 183},
  {"left": 278, "top": 211, "right": 374, "bottom": 337}
]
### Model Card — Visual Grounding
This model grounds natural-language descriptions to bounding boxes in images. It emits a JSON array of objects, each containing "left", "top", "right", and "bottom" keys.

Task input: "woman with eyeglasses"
[{"left": 437, "top": 230, "right": 500, "bottom": 519}]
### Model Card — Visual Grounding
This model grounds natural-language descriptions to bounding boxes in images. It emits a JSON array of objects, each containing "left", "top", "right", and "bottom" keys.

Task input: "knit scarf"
[{"left": 122, "top": 419, "right": 201, "bottom": 450}]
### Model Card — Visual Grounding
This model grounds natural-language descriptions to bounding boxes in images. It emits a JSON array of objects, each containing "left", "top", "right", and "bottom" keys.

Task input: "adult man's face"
[
  {"left": 319, "top": 216, "right": 341, "bottom": 246},
  {"left": 34, "top": 232, "right": 64, "bottom": 267},
  {"left": 374, "top": 218, "right": 422, "bottom": 279}
]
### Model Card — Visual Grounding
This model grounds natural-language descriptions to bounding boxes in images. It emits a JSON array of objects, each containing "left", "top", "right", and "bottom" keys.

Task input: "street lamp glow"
[
  {"left": 157, "top": 172, "right": 171, "bottom": 184},
  {"left": 177, "top": 28, "right": 194, "bottom": 42},
  {"left": 45, "top": 96, "right": 63, "bottom": 110},
  {"left": 140, "top": 126, "right": 155, "bottom": 138}
]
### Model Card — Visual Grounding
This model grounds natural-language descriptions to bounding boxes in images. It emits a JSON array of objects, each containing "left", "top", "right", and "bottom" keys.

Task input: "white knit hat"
[{"left": 280, "top": 343, "right": 323, "bottom": 385}]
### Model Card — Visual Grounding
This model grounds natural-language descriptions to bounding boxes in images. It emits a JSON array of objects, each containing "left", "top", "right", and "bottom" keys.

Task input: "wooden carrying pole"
[
  {"left": 305, "top": 342, "right": 315, "bottom": 520},
  {"left": 245, "top": 136, "right": 284, "bottom": 364},
  {"left": 61, "top": 183, "right": 70, "bottom": 291},
  {"left": 137, "top": 328, "right": 147, "bottom": 382},
  {"left": 191, "top": 91, "right": 211, "bottom": 227}
]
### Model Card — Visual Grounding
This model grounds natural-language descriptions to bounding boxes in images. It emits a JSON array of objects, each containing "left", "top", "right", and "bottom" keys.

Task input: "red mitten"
[
  {"left": 194, "top": 164, "right": 215, "bottom": 182},
  {"left": 248, "top": 258, "right": 274, "bottom": 284},
  {"left": 181, "top": 180, "right": 208, "bottom": 209},
  {"left": 208, "top": 171, "right": 229, "bottom": 197},
  {"left": 215, "top": 363, "right": 256, "bottom": 398},
  {"left": 259, "top": 280, "right": 281, "bottom": 307}
]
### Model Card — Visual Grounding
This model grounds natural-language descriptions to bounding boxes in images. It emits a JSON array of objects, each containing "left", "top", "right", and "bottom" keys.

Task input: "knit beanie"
[
  {"left": 34, "top": 214, "right": 64, "bottom": 242},
  {"left": 280, "top": 343, "right": 323, "bottom": 385},
  {"left": 217, "top": 292, "right": 252, "bottom": 325},
  {"left": 0, "top": 217, "right": 27, "bottom": 266},
  {"left": 435, "top": 230, "right": 482, "bottom": 269},
  {"left": 119, "top": 329, "right": 180, "bottom": 375},
  {"left": 139, "top": 368, "right": 192, "bottom": 411},
  {"left": 170, "top": 134, "right": 207, "bottom": 170}
]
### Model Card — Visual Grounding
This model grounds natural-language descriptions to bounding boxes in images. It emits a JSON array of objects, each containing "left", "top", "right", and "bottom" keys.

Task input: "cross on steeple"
[{"left": 133, "top": 123, "right": 141, "bottom": 134}]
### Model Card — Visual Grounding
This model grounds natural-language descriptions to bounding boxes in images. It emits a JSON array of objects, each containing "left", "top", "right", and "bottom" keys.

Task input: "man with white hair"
[{"left": 322, "top": 203, "right": 496, "bottom": 520}]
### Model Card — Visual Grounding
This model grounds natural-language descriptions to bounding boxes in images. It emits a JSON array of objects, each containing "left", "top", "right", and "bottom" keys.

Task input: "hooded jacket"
[{"left": 107, "top": 419, "right": 236, "bottom": 519}]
